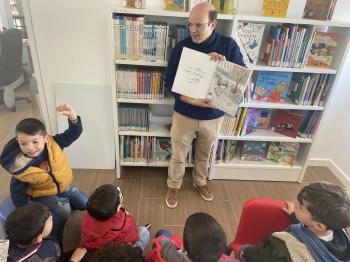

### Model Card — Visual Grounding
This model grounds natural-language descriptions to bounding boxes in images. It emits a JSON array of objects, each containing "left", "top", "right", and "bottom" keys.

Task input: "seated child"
[
  {"left": 92, "top": 243, "right": 145, "bottom": 262},
  {"left": 241, "top": 181, "right": 350, "bottom": 262},
  {"left": 0, "top": 104, "right": 88, "bottom": 241},
  {"left": 147, "top": 212, "right": 237, "bottom": 262},
  {"left": 80, "top": 184, "right": 150, "bottom": 252},
  {"left": 5, "top": 202, "right": 61, "bottom": 261}
]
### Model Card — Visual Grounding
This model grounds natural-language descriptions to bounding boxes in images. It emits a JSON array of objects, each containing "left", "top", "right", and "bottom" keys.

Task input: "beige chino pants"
[{"left": 167, "top": 112, "right": 223, "bottom": 189}]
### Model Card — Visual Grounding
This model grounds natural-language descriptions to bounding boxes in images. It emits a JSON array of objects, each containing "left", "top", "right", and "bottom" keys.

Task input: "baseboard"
[{"left": 309, "top": 158, "right": 350, "bottom": 188}]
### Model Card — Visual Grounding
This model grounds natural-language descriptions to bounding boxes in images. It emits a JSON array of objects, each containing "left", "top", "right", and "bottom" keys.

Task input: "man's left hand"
[{"left": 208, "top": 52, "right": 226, "bottom": 62}]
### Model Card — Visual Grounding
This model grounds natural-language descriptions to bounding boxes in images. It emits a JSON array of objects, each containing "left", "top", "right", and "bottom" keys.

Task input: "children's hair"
[
  {"left": 92, "top": 243, "right": 144, "bottom": 262},
  {"left": 297, "top": 181, "right": 350, "bottom": 230},
  {"left": 86, "top": 184, "right": 121, "bottom": 221},
  {"left": 183, "top": 212, "right": 227, "bottom": 262},
  {"left": 15, "top": 118, "right": 47, "bottom": 136},
  {"left": 5, "top": 202, "right": 50, "bottom": 246}
]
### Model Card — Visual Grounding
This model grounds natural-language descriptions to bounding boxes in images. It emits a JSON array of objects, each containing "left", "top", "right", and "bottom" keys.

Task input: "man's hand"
[
  {"left": 208, "top": 52, "right": 226, "bottom": 62},
  {"left": 282, "top": 201, "right": 295, "bottom": 215},
  {"left": 180, "top": 95, "right": 214, "bottom": 108},
  {"left": 56, "top": 104, "right": 78, "bottom": 121}
]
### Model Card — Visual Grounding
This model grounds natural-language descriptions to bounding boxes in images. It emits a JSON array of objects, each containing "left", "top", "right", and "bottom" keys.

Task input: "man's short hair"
[
  {"left": 15, "top": 118, "right": 47, "bottom": 136},
  {"left": 92, "top": 243, "right": 144, "bottom": 262},
  {"left": 298, "top": 181, "right": 350, "bottom": 230},
  {"left": 86, "top": 184, "right": 122, "bottom": 221},
  {"left": 183, "top": 212, "right": 227, "bottom": 262},
  {"left": 5, "top": 202, "right": 50, "bottom": 246},
  {"left": 209, "top": 9, "right": 217, "bottom": 21}
]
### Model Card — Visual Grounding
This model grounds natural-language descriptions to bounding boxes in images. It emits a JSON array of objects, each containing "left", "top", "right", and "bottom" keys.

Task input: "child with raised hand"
[{"left": 0, "top": 104, "right": 88, "bottom": 241}]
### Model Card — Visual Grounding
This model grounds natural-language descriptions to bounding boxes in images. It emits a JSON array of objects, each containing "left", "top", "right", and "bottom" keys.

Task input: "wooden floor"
[{"left": 0, "top": 85, "right": 346, "bottom": 250}]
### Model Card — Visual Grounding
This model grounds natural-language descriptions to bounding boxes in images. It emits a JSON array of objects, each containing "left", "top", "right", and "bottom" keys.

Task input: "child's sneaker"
[
  {"left": 193, "top": 184, "right": 213, "bottom": 202},
  {"left": 166, "top": 188, "right": 178, "bottom": 208}
]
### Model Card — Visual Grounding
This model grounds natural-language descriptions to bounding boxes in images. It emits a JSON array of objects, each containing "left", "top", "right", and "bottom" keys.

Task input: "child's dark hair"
[
  {"left": 5, "top": 202, "right": 50, "bottom": 246},
  {"left": 297, "top": 181, "right": 350, "bottom": 230},
  {"left": 183, "top": 212, "right": 227, "bottom": 262},
  {"left": 86, "top": 184, "right": 121, "bottom": 221},
  {"left": 15, "top": 118, "right": 47, "bottom": 136},
  {"left": 92, "top": 243, "right": 144, "bottom": 262}
]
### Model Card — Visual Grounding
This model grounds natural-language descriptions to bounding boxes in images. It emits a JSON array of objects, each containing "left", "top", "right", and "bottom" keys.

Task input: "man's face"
[
  {"left": 188, "top": 10, "right": 215, "bottom": 44},
  {"left": 16, "top": 132, "right": 48, "bottom": 158}
]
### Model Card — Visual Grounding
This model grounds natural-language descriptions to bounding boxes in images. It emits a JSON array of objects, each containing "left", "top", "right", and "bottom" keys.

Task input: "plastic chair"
[
  {"left": 0, "top": 196, "right": 16, "bottom": 238},
  {"left": 229, "top": 198, "right": 291, "bottom": 258}
]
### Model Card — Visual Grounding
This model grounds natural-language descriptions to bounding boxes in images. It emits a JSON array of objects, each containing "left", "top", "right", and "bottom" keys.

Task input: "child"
[
  {"left": 0, "top": 104, "right": 88, "bottom": 241},
  {"left": 147, "top": 212, "right": 237, "bottom": 262},
  {"left": 80, "top": 184, "right": 150, "bottom": 252},
  {"left": 241, "top": 181, "right": 350, "bottom": 261},
  {"left": 5, "top": 202, "right": 61, "bottom": 261},
  {"left": 92, "top": 243, "right": 145, "bottom": 262}
]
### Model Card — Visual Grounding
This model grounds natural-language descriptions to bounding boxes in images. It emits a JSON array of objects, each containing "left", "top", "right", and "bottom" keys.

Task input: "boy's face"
[
  {"left": 16, "top": 132, "right": 48, "bottom": 158},
  {"left": 42, "top": 214, "right": 53, "bottom": 238}
]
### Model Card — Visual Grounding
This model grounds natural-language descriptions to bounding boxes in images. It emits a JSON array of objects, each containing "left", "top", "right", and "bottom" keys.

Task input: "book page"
[{"left": 172, "top": 47, "right": 217, "bottom": 99}]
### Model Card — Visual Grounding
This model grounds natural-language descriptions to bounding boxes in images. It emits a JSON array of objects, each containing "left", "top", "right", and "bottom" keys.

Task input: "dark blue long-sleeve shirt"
[{"left": 165, "top": 30, "right": 245, "bottom": 120}]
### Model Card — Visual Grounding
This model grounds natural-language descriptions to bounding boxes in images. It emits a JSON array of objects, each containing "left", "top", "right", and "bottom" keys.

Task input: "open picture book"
[{"left": 172, "top": 47, "right": 252, "bottom": 116}]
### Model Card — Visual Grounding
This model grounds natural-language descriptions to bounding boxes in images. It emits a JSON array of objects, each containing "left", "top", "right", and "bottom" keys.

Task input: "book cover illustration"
[
  {"left": 237, "top": 22, "right": 266, "bottom": 65},
  {"left": 164, "top": 0, "right": 186, "bottom": 11},
  {"left": 211, "top": 0, "right": 236, "bottom": 14},
  {"left": 307, "top": 32, "right": 339, "bottom": 68},
  {"left": 123, "top": 0, "right": 145, "bottom": 9},
  {"left": 266, "top": 142, "right": 300, "bottom": 166},
  {"left": 263, "top": 0, "right": 290, "bottom": 18},
  {"left": 303, "top": 0, "right": 335, "bottom": 20},
  {"left": 241, "top": 141, "right": 268, "bottom": 161},
  {"left": 271, "top": 110, "right": 305, "bottom": 138},
  {"left": 253, "top": 71, "right": 292, "bottom": 103},
  {"left": 224, "top": 140, "right": 237, "bottom": 163},
  {"left": 240, "top": 108, "right": 272, "bottom": 136},
  {"left": 155, "top": 138, "right": 172, "bottom": 161}
]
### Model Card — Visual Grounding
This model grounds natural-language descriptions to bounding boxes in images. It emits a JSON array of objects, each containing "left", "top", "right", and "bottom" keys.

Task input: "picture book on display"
[
  {"left": 216, "top": 140, "right": 237, "bottom": 163},
  {"left": 253, "top": 71, "right": 292, "bottom": 103},
  {"left": 172, "top": 47, "right": 252, "bottom": 116},
  {"left": 241, "top": 141, "right": 268, "bottom": 161},
  {"left": 303, "top": 0, "right": 337, "bottom": 21},
  {"left": 262, "top": 0, "right": 290, "bottom": 18},
  {"left": 240, "top": 108, "right": 272, "bottom": 136},
  {"left": 266, "top": 142, "right": 300, "bottom": 166},
  {"left": 236, "top": 22, "right": 266, "bottom": 65},
  {"left": 211, "top": 0, "right": 236, "bottom": 14},
  {"left": 271, "top": 110, "right": 305, "bottom": 138},
  {"left": 164, "top": 0, "right": 186, "bottom": 11},
  {"left": 155, "top": 138, "right": 172, "bottom": 161},
  {"left": 307, "top": 31, "right": 339, "bottom": 68},
  {"left": 123, "top": 0, "right": 145, "bottom": 9}
]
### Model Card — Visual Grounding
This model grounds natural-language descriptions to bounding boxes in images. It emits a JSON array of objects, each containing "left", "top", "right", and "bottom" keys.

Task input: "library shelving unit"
[{"left": 109, "top": 2, "right": 350, "bottom": 182}]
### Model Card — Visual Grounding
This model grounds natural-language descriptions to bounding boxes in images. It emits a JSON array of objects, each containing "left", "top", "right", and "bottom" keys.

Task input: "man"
[{"left": 165, "top": 2, "right": 245, "bottom": 208}]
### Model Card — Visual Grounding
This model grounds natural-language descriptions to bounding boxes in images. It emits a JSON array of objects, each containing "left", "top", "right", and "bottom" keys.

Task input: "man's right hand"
[{"left": 180, "top": 95, "right": 214, "bottom": 108}]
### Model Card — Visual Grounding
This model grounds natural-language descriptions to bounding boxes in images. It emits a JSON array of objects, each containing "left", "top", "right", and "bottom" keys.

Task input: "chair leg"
[{"left": 3, "top": 87, "right": 15, "bottom": 108}]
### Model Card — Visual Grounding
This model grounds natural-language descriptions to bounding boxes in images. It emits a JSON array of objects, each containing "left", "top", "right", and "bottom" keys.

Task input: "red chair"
[{"left": 229, "top": 198, "right": 291, "bottom": 258}]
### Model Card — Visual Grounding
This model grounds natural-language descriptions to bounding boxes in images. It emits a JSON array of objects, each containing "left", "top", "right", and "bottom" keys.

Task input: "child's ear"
[
  {"left": 315, "top": 222, "right": 327, "bottom": 232},
  {"left": 117, "top": 203, "right": 122, "bottom": 212},
  {"left": 34, "top": 233, "right": 43, "bottom": 244},
  {"left": 44, "top": 135, "right": 49, "bottom": 143}
]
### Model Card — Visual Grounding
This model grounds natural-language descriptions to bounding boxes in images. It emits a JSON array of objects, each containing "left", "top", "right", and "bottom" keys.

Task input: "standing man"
[{"left": 165, "top": 2, "right": 245, "bottom": 208}]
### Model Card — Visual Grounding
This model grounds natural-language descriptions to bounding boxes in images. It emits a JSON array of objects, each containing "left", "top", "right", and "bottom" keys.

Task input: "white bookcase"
[{"left": 109, "top": 1, "right": 350, "bottom": 181}]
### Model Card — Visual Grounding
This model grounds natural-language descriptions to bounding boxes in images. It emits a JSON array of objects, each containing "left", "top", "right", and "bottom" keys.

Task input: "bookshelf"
[{"left": 109, "top": 1, "right": 350, "bottom": 182}]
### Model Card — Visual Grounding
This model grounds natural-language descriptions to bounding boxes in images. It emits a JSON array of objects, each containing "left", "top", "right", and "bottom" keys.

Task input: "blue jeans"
[{"left": 33, "top": 184, "right": 88, "bottom": 241}]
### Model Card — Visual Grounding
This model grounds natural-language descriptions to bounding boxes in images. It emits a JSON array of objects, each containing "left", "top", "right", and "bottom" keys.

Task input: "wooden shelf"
[
  {"left": 219, "top": 129, "right": 312, "bottom": 143},
  {"left": 117, "top": 97, "right": 174, "bottom": 105},
  {"left": 248, "top": 63, "right": 337, "bottom": 74},
  {"left": 240, "top": 100, "right": 324, "bottom": 110},
  {"left": 115, "top": 59, "right": 167, "bottom": 67},
  {"left": 118, "top": 122, "right": 170, "bottom": 137}
]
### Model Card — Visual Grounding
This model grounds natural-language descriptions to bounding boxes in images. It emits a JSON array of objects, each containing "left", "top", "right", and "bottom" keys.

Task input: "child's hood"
[{"left": 0, "top": 137, "right": 22, "bottom": 174}]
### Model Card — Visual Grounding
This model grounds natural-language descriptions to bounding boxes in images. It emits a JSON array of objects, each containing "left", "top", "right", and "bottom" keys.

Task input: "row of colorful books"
[
  {"left": 164, "top": 0, "right": 236, "bottom": 14},
  {"left": 116, "top": 66, "right": 165, "bottom": 99},
  {"left": 246, "top": 71, "right": 333, "bottom": 105},
  {"left": 118, "top": 104, "right": 150, "bottom": 131},
  {"left": 219, "top": 108, "right": 320, "bottom": 138},
  {"left": 113, "top": 15, "right": 169, "bottom": 62},
  {"left": 216, "top": 140, "right": 300, "bottom": 166}
]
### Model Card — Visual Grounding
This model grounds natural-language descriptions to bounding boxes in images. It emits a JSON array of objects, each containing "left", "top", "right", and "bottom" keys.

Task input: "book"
[
  {"left": 172, "top": 47, "right": 252, "bottom": 116},
  {"left": 155, "top": 138, "right": 172, "bottom": 161},
  {"left": 236, "top": 22, "right": 266, "bottom": 65},
  {"left": 211, "top": 0, "right": 236, "bottom": 14},
  {"left": 262, "top": 0, "right": 290, "bottom": 18},
  {"left": 253, "top": 71, "right": 292, "bottom": 103},
  {"left": 240, "top": 108, "right": 272, "bottom": 136},
  {"left": 164, "top": 0, "right": 186, "bottom": 11},
  {"left": 270, "top": 110, "right": 305, "bottom": 138},
  {"left": 224, "top": 140, "right": 237, "bottom": 163},
  {"left": 266, "top": 142, "right": 300, "bottom": 166},
  {"left": 241, "top": 141, "right": 268, "bottom": 161},
  {"left": 188, "top": 0, "right": 210, "bottom": 11},
  {"left": 122, "top": 0, "right": 145, "bottom": 9},
  {"left": 307, "top": 32, "right": 339, "bottom": 68},
  {"left": 303, "top": 0, "right": 335, "bottom": 21}
]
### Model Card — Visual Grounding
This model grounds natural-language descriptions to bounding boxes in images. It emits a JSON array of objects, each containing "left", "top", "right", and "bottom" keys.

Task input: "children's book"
[
  {"left": 266, "top": 142, "right": 300, "bottom": 166},
  {"left": 307, "top": 32, "right": 339, "bottom": 68},
  {"left": 253, "top": 71, "right": 292, "bottom": 103},
  {"left": 303, "top": 0, "right": 335, "bottom": 20},
  {"left": 172, "top": 47, "right": 252, "bottom": 116},
  {"left": 236, "top": 22, "right": 266, "bottom": 65},
  {"left": 224, "top": 140, "right": 237, "bottom": 163},
  {"left": 241, "top": 141, "right": 268, "bottom": 161},
  {"left": 188, "top": 0, "right": 210, "bottom": 11},
  {"left": 164, "top": 0, "right": 186, "bottom": 11},
  {"left": 211, "top": 0, "right": 236, "bottom": 14},
  {"left": 240, "top": 108, "right": 272, "bottom": 136},
  {"left": 123, "top": 0, "right": 145, "bottom": 9},
  {"left": 155, "top": 138, "right": 172, "bottom": 161},
  {"left": 271, "top": 110, "right": 305, "bottom": 138},
  {"left": 262, "top": 0, "right": 290, "bottom": 18}
]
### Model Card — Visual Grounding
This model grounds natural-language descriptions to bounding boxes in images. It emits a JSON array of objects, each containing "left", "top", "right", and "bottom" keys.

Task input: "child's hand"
[
  {"left": 56, "top": 104, "right": 78, "bottom": 121},
  {"left": 282, "top": 201, "right": 295, "bottom": 215},
  {"left": 70, "top": 247, "right": 87, "bottom": 262}
]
